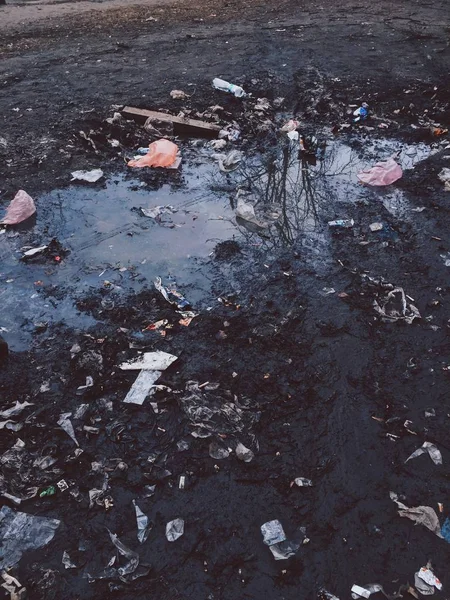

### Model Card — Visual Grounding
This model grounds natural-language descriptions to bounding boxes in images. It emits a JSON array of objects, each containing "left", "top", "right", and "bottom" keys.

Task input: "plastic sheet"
[
  {"left": 166, "top": 518, "right": 184, "bottom": 542},
  {"left": 1, "top": 190, "right": 36, "bottom": 225},
  {"left": 0, "top": 506, "right": 60, "bottom": 569},
  {"left": 357, "top": 157, "right": 402, "bottom": 186},
  {"left": 128, "top": 139, "right": 178, "bottom": 168}
]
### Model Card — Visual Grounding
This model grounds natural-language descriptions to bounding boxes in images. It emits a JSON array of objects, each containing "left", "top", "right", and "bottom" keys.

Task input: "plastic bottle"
[
  {"left": 353, "top": 102, "right": 369, "bottom": 122},
  {"left": 213, "top": 78, "right": 246, "bottom": 98},
  {"left": 328, "top": 219, "right": 354, "bottom": 228}
]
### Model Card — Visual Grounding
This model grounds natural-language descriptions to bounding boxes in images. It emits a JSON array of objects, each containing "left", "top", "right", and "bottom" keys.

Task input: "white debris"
[
  {"left": 71, "top": 169, "right": 104, "bottom": 183},
  {"left": 166, "top": 518, "right": 184, "bottom": 542},
  {"left": 170, "top": 89, "right": 190, "bottom": 99},
  {"left": 369, "top": 222, "right": 383, "bottom": 232},
  {"left": 119, "top": 351, "right": 178, "bottom": 371},
  {"left": 417, "top": 567, "right": 442, "bottom": 591},
  {"left": 123, "top": 371, "right": 163, "bottom": 405},
  {"left": 22, "top": 245, "right": 48, "bottom": 257},
  {"left": 57, "top": 413, "right": 79, "bottom": 446},
  {"left": 294, "top": 477, "right": 313, "bottom": 487},
  {"left": 438, "top": 167, "right": 450, "bottom": 191},
  {"left": 235, "top": 442, "right": 254, "bottom": 462},
  {"left": 261, "top": 520, "right": 286, "bottom": 546},
  {"left": 351, "top": 585, "right": 371, "bottom": 599},
  {"left": 405, "top": 441, "right": 442, "bottom": 465}
]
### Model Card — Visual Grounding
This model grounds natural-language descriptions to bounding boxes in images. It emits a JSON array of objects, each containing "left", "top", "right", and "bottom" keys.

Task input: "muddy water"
[{"left": 0, "top": 137, "right": 429, "bottom": 350}]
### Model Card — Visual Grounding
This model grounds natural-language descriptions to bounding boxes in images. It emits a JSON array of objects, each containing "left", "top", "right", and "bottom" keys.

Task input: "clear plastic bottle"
[
  {"left": 328, "top": 219, "right": 354, "bottom": 228},
  {"left": 212, "top": 78, "right": 246, "bottom": 98}
]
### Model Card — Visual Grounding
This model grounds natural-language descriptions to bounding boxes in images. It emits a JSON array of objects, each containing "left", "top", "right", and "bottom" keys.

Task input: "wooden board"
[{"left": 122, "top": 106, "right": 220, "bottom": 138}]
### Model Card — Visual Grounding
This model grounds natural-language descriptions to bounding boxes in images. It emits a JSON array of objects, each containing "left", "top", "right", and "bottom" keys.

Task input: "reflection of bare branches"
[{"left": 229, "top": 139, "right": 361, "bottom": 249}]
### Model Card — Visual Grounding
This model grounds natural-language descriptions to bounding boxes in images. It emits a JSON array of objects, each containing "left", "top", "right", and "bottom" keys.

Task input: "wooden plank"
[{"left": 122, "top": 106, "right": 220, "bottom": 138}]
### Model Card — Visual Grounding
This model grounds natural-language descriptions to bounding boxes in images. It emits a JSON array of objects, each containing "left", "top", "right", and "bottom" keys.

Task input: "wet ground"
[
  {"left": 0, "top": 135, "right": 430, "bottom": 350},
  {"left": 0, "top": 0, "right": 450, "bottom": 598}
]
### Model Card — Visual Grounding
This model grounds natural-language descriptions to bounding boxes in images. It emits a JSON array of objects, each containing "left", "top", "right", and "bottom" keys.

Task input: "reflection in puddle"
[
  {"left": 223, "top": 137, "right": 429, "bottom": 247},
  {"left": 0, "top": 134, "right": 430, "bottom": 349}
]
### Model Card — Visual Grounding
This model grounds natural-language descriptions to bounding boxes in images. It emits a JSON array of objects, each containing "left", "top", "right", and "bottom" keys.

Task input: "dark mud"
[{"left": 1, "top": 0, "right": 450, "bottom": 598}]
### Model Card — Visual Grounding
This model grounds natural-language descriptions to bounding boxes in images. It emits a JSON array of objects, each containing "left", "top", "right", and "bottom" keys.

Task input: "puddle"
[
  {"left": 225, "top": 136, "right": 429, "bottom": 247},
  {"left": 0, "top": 136, "right": 430, "bottom": 350}
]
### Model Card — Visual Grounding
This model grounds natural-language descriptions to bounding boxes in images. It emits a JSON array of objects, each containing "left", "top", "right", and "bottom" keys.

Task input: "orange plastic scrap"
[{"left": 128, "top": 139, "right": 178, "bottom": 168}]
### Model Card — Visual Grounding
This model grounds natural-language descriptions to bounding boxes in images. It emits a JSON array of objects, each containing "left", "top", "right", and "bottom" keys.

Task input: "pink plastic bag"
[
  {"left": 128, "top": 139, "right": 178, "bottom": 168},
  {"left": 357, "top": 157, "right": 403, "bottom": 186},
  {"left": 1, "top": 190, "right": 36, "bottom": 225}
]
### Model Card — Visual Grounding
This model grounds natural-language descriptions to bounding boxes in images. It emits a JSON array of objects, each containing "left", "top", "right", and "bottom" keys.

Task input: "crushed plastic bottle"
[
  {"left": 328, "top": 219, "right": 354, "bottom": 228},
  {"left": 353, "top": 102, "right": 369, "bottom": 122},
  {"left": 212, "top": 78, "right": 246, "bottom": 98}
]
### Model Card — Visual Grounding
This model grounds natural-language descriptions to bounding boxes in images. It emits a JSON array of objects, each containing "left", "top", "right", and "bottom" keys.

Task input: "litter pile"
[{"left": 0, "top": 71, "right": 449, "bottom": 600}]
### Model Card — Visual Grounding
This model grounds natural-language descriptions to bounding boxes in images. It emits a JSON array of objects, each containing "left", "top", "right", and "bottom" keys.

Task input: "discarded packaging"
[
  {"left": 218, "top": 125, "right": 240, "bottom": 141},
  {"left": 209, "top": 139, "right": 227, "bottom": 150},
  {"left": 351, "top": 585, "right": 371, "bottom": 598},
  {"left": 39, "top": 485, "right": 56, "bottom": 497},
  {"left": 369, "top": 222, "right": 383, "bottom": 232},
  {"left": 438, "top": 167, "right": 450, "bottom": 191},
  {"left": 62, "top": 550, "right": 77, "bottom": 569},
  {"left": 235, "top": 442, "right": 254, "bottom": 462},
  {"left": 294, "top": 477, "right": 313, "bottom": 487},
  {"left": 166, "top": 518, "right": 184, "bottom": 542},
  {"left": 170, "top": 89, "right": 190, "bottom": 99},
  {"left": 57, "top": 412, "right": 79, "bottom": 445},
  {"left": 1, "top": 190, "right": 36, "bottom": 225},
  {"left": 254, "top": 97, "right": 270, "bottom": 111},
  {"left": 328, "top": 219, "right": 354, "bottom": 228},
  {"left": 71, "top": 169, "right": 104, "bottom": 183},
  {"left": 22, "top": 245, "right": 48, "bottom": 257},
  {"left": 1, "top": 571, "right": 26, "bottom": 600},
  {"left": 262, "top": 524, "right": 306, "bottom": 560},
  {"left": 0, "top": 401, "right": 33, "bottom": 419},
  {"left": 280, "top": 119, "right": 299, "bottom": 133},
  {"left": 261, "top": 520, "right": 286, "bottom": 546},
  {"left": 132, "top": 500, "right": 151, "bottom": 543},
  {"left": 209, "top": 440, "right": 230, "bottom": 459},
  {"left": 128, "top": 139, "right": 179, "bottom": 168},
  {"left": 373, "top": 287, "right": 420, "bottom": 324},
  {"left": 390, "top": 492, "right": 443, "bottom": 538},
  {"left": 269, "top": 538, "right": 301, "bottom": 560},
  {"left": 405, "top": 441, "right": 442, "bottom": 465},
  {"left": 119, "top": 351, "right": 178, "bottom": 371},
  {"left": 108, "top": 531, "right": 139, "bottom": 576},
  {"left": 154, "top": 277, "right": 191, "bottom": 309},
  {"left": 124, "top": 370, "right": 164, "bottom": 405},
  {"left": 180, "top": 380, "right": 260, "bottom": 439},
  {"left": 212, "top": 149, "right": 243, "bottom": 172},
  {"left": 441, "top": 517, "right": 450, "bottom": 543},
  {"left": 318, "top": 589, "right": 340, "bottom": 600},
  {"left": 121, "top": 351, "right": 178, "bottom": 404},
  {"left": 357, "top": 157, "right": 402, "bottom": 186},
  {"left": 350, "top": 584, "right": 387, "bottom": 599},
  {"left": 416, "top": 566, "right": 442, "bottom": 592},
  {"left": 141, "top": 205, "right": 175, "bottom": 219},
  {"left": 212, "top": 77, "right": 246, "bottom": 98},
  {"left": 353, "top": 103, "right": 369, "bottom": 122},
  {"left": 0, "top": 506, "right": 60, "bottom": 569},
  {"left": 235, "top": 195, "right": 267, "bottom": 232}
]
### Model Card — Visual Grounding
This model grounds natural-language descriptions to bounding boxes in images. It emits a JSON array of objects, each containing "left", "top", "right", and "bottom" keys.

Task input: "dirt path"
[{"left": 0, "top": 0, "right": 179, "bottom": 30}]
